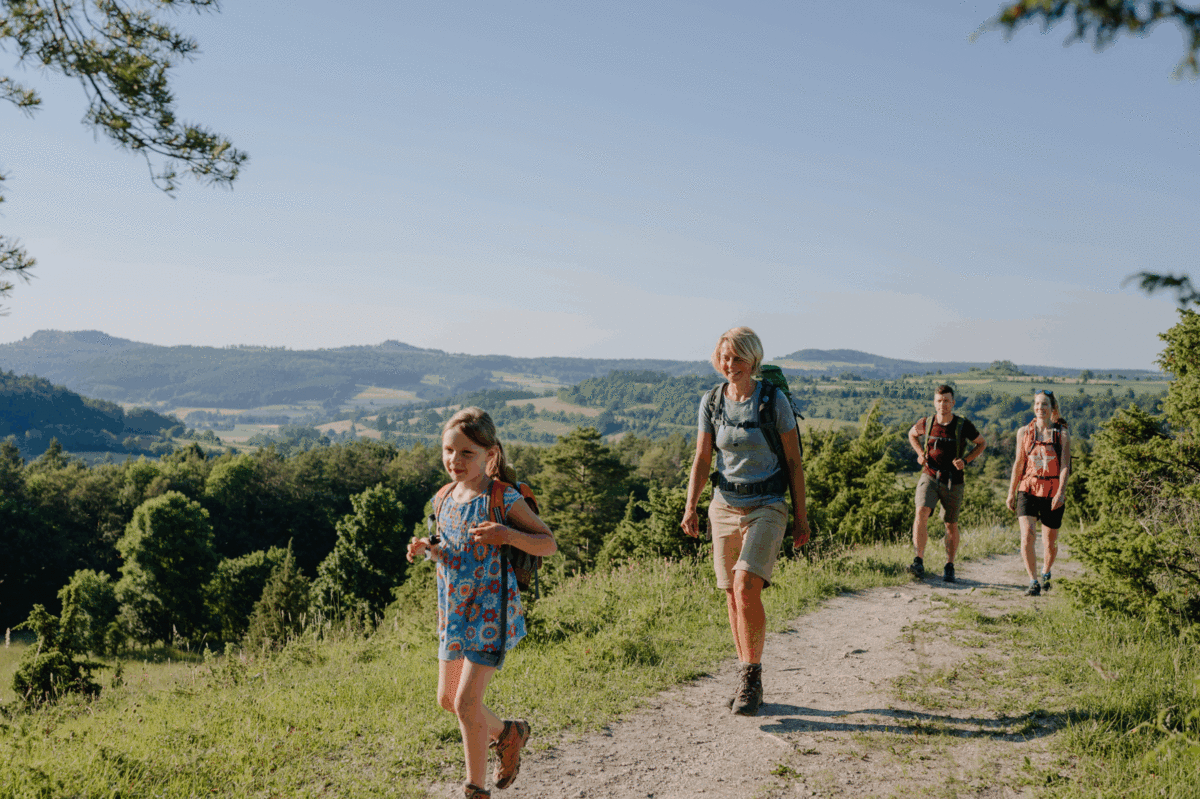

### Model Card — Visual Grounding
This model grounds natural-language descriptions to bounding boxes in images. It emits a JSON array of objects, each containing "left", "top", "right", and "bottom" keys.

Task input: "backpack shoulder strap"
[
  {"left": 1024, "top": 421, "right": 1043, "bottom": 457},
  {"left": 432, "top": 482, "right": 455, "bottom": 522},
  {"left": 954, "top": 415, "right": 967, "bottom": 460},
  {"left": 704, "top": 383, "right": 727, "bottom": 431},
  {"left": 922, "top": 416, "right": 934, "bottom": 458},
  {"left": 757, "top": 383, "right": 792, "bottom": 469},
  {"left": 757, "top": 381, "right": 777, "bottom": 427},
  {"left": 488, "top": 479, "right": 514, "bottom": 525}
]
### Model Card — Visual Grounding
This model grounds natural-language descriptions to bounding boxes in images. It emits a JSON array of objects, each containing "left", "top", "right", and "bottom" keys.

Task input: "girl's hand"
[
  {"left": 681, "top": 508, "right": 700, "bottom": 538},
  {"left": 916, "top": 453, "right": 926, "bottom": 466},
  {"left": 407, "top": 537, "right": 430, "bottom": 563},
  {"left": 469, "top": 521, "right": 512, "bottom": 547},
  {"left": 1051, "top": 493, "right": 1065, "bottom": 511},
  {"left": 1006, "top": 493, "right": 1016, "bottom": 513}
]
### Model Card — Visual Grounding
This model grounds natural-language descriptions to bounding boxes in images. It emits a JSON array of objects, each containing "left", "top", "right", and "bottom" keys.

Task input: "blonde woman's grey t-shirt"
[{"left": 698, "top": 382, "right": 796, "bottom": 508}]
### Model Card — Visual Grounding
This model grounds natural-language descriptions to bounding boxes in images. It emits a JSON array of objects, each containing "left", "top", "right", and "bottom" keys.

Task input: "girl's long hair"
[{"left": 442, "top": 407, "right": 518, "bottom": 484}]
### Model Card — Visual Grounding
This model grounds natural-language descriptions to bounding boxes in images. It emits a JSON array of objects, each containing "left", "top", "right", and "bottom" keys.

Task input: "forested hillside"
[
  {"left": 0, "top": 330, "right": 712, "bottom": 409},
  {"left": 1, "top": 372, "right": 179, "bottom": 458}
]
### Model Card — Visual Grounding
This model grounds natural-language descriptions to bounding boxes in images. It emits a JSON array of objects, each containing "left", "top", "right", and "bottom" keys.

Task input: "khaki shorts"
[
  {"left": 709, "top": 498, "right": 787, "bottom": 589},
  {"left": 915, "top": 473, "right": 965, "bottom": 524}
]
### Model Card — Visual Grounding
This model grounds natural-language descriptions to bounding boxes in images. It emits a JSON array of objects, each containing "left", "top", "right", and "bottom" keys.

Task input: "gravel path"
[{"left": 435, "top": 548, "right": 1077, "bottom": 798}]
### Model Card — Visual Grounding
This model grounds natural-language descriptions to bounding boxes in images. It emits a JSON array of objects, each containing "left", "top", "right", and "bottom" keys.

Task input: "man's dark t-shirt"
[{"left": 913, "top": 415, "right": 980, "bottom": 486}]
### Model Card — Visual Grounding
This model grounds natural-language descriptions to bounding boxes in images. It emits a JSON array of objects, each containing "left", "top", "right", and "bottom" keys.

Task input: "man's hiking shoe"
[
  {"left": 491, "top": 719, "right": 530, "bottom": 789},
  {"left": 906, "top": 558, "right": 925, "bottom": 579},
  {"left": 732, "top": 663, "right": 763, "bottom": 716},
  {"left": 943, "top": 563, "right": 956, "bottom": 583},
  {"left": 1025, "top": 581, "right": 1042, "bottom": 597},
  {"left": 1042, "top": 572, "right": 1052, "bottom": 591},
  {"left": 464, "top": 784, "right": 491, "bottom": 799}
]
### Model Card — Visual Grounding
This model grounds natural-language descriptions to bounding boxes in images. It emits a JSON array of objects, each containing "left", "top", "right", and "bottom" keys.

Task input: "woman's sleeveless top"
[{"left": 1018, "top": 422, "right": 1061, "bottom": 498}]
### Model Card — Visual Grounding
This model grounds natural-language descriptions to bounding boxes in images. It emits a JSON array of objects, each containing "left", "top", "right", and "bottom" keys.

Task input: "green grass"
[
  {"left": 0, "top": 528, "right": 1017, "bottom": 797},
  {"left": 889, "top": 569, "right": 1200, "bottom": 798}
]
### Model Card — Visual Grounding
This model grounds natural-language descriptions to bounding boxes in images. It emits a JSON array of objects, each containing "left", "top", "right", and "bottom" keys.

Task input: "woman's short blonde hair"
[{"left": 710, "top": 327, "right": 763, "bottom": 376}]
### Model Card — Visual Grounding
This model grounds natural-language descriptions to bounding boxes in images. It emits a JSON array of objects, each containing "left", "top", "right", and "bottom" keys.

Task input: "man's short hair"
[{"left": 935, "top": 384, "right": 955, "bottom": 397}]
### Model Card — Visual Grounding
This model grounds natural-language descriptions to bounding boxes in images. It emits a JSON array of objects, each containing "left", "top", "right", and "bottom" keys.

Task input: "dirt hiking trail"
[{"left": 435, "top": 550, "right": 1079, "bottom": 798}]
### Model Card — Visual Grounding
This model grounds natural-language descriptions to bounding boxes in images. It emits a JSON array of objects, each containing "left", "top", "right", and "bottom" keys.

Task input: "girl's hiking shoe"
[
  {"left": 1042, "top": 572, "right": 1052, "bottom": 591},
  {"left": 464, "top": 784, "right": 491, "bottom": 799},
  {"left": 1025, "top": 581, "right": 1042, "bottom": 597},
  {"left": 491, "top": 719, "right": 530, "bottom": 789},
  {"left": 731, "top": 663, "right": 763, "bottom": 716},
  {"left": 943, "top": 563, "right": 955, "bottom": 583},
  {"left": 906, "top": 558, "right": 925, "bottom": 579}
]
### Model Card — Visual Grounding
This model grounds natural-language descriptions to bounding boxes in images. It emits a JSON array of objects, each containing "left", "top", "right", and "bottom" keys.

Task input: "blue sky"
[{"left": 2, "top": 0, "right": 1197, "bottom": 369}]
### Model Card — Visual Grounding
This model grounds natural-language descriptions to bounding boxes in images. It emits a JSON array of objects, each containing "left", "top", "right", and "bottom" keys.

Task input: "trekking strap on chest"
[
  {"left": 1024, "top": 423, "right": 1062, "bottom": 464},
  {"left": 923, "top": 414, "right": 967, "bottom": 461},
  {"left": 705, "top": 381, "right": 794, "bottom": 493}
]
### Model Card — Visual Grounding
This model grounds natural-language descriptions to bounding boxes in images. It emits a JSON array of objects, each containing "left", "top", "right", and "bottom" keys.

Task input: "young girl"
[{"left": 406, "top": 407, "right": 556, "bottom": 798}]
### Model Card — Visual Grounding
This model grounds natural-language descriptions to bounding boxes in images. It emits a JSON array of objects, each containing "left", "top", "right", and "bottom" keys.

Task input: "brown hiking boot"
[
  {"left": 491, "top": 719, "right": 530, "bottom": 789},
  {"left": 463, "top": 783, "right": 491, "bottom": 799},
  {"left": 731, "top": 663, "right": 763, "bottom": 716}
]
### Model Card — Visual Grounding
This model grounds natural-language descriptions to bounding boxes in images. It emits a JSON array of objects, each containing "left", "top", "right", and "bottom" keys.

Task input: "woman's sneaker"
[
  {"left": 1025, "top": 580, "right": 1041, "bottom": 597},
  {"left": 943, "top": 563, "right": 956, "bottom": 583},
  {"left": 1042, "top": 572, "right": 1052, "bottom": 591}
]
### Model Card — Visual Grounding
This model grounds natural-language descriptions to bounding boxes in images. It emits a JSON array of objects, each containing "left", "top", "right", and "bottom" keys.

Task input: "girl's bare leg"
[{"left": 438, "top": 657, "right": 505, "bottom": 787}]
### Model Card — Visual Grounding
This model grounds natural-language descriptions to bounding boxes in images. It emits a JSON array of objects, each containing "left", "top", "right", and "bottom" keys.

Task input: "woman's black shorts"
[{"left": 1015, "top": 491, "right": 1064, "bottom": 530}]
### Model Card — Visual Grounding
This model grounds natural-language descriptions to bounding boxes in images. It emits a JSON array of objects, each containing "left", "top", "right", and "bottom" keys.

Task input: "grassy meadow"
[
  {"left": 3, "top": 526, "right": 1197, "bottom": 797},
  {"left": 0, "top": 529, "right": 1009, "bottom": 798}
]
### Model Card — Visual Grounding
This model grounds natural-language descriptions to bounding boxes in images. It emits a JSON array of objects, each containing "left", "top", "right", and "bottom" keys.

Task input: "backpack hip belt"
[{"left": 713, "top": 470, "right": 788, "bottom": 497}]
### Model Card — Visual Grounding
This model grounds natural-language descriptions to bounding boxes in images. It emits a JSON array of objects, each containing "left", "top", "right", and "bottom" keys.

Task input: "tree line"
[{"left": 8, "top": 322, "right": 1197, "bottom": 705}]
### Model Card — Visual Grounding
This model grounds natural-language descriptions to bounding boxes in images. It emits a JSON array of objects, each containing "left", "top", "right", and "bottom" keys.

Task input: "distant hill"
[
  {"left": 0, "top": 330, "right": 712, "bottom": 410},
  {"left": 774, "top": 349, "right": 1155, "bottom": 380},
  {"left": 0, "top": 370, "right": 180, "bottom": 458},
  {"left": 0, "top": 331, "right": 1162, "bottom": 414}
]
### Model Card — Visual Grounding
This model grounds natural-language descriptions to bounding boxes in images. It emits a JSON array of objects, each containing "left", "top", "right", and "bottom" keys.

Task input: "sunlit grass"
[{"left": 0, "top": 528, "right": 1018, "bottom": 797}]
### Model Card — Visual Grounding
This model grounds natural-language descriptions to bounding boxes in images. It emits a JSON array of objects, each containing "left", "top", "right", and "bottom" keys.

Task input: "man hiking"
[{"left": 906, "top": 384, "right": 986, "bottom": 583}]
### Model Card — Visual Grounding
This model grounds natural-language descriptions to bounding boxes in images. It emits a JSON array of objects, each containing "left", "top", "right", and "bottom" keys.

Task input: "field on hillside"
[{"left": 131, "top": 365, "right": 1170, "bottom": 453}]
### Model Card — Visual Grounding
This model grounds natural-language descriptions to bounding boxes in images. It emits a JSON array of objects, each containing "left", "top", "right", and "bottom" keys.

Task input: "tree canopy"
[
  {"left": 985, "top": 1, "right": 1200, "bottom": 76},
  {"left": 0, "top": 0, "right": 247, "bottom": 309}
]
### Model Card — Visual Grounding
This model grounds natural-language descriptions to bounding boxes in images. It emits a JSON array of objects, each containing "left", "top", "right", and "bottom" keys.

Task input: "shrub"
[
  {"left": 206, "top": 547, "right": 287, "bottom": 643},
  {"left": 11, "top": 605, "right": 101, "bottom": 707},
  {"left": 244, "top": 542, "right": 312, "bottom": 651},
  {"left": 57, "top": 569, "right": 119, "bottom": 655}
]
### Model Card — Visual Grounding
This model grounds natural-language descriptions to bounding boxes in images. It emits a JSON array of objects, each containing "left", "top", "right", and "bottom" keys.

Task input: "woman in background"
[{"left": 1006, "top": 390, "right": 1070, "bottom": 597}]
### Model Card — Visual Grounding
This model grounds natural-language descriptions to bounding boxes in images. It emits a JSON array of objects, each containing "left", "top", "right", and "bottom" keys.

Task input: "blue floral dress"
[{"left": 435, "top": 485, "right": 526, "bottom": 658}]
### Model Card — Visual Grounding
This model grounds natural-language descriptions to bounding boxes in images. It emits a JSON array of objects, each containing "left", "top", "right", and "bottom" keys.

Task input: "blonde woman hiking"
[{"left": 681, "top": 327, "right": 810, "bottom": 716}]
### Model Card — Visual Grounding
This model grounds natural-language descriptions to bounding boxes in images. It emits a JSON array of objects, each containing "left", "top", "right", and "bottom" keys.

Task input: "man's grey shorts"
[{"left": 915, "top": 472, "right": 965, "bottom": 524}]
